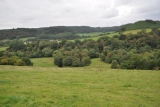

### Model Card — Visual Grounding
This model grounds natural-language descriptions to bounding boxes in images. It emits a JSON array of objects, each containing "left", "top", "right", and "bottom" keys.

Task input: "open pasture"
[{"left": 0, "top": 58, "right": 159, "bottom": 107}]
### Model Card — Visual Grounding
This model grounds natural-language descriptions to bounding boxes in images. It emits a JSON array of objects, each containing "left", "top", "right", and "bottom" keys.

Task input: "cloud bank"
[{"left": 0, "top": 0, "right": 160, "bottom": 29}]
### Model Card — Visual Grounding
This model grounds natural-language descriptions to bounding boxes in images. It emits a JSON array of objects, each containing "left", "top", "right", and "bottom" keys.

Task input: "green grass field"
[
  {"left": 77, "top": 32, "right": 107, "bottom": 37},
  {"left": 0, "top": 47, "right": 8, "bottom": 51},
  {"left": 123, "top": 28, "right": 152, "bottom": 35},
  {"left": 31, "top": 57, "right": 57, "bottom": 67},
  {"left": 76, "top": 28, "right": 152, "bottom": 42},
  {"left": 0, "top": 58, "right": 159, "bottom": 107}
]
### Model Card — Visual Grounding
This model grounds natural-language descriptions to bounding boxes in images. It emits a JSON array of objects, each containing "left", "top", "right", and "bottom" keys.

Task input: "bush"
[
  {"left": 14, "top": 59, "right": 25, "bottom": 66},
  {"left": 72, "top": 58, "right": 81, "bottom": 67},
  {"left": 62, "top": 56, "right": 72, "bottom": 66},
  {"left": 111, "top": 60, "right": 119, "bottom": 69},
  {"left": 81, "top": 57, "right": 91, "bottom": 66},
  {"left": 54, "top": 55, "right": 63, "bottom": 67},
  {"left": 22, "top": 57, "right": 33, "bottom": 66}
]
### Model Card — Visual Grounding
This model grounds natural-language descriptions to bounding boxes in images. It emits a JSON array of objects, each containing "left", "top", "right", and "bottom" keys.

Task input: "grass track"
[{"left": 0, "top": 58, "right": 160, "bottom": 107}]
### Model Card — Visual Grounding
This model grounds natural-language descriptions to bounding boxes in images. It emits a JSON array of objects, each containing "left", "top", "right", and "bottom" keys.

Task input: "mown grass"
[
  {"left": 0, "top": 58, "right": 160, "bottom": 107},
  {"left": 31, "top": 57, "right": 57, "bottom": 67},
  {"left": 0, "top": 47, "right": 8, "bottom": 51}
]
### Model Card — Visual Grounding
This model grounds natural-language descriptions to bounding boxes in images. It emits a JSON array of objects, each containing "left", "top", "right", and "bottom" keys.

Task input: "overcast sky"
[{"left": 0, "top": 0, "right": 160, "bottom": 29}]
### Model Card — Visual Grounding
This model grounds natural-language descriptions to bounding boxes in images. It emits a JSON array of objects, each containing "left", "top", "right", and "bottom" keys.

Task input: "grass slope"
[
  {"left": 0, "top": 47, "right": 8, "bottom": 51},
  {"left": 31, "top": 57, "right": 57, "bottom": 67},
  {"left": 0, "top": 58, "right": 160, "bottom": 107},
  {"left": 77, "top": 32, "right": 106, "bottom": 37},
  {"left": 123, "top": 28, "right": 152, "bottom": 34},
  {"left": 126, "top": 20, "right": 160, "bottom": 30},
  {"left": 77, "top": 28, "right": 152, "bottom": 41}
]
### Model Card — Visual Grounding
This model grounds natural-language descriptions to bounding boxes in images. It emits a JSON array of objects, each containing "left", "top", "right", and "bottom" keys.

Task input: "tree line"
[
  {"left": 0, "top": 26, "right": 120, "bottom": 40},
  {"left": 0, "top": 28, "right": 160, "bottom": 69}
]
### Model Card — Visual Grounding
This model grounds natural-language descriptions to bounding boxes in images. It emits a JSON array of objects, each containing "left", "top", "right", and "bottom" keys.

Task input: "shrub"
[
  {"left": 54, "top": 55, "right": 63, "bottom": 67},
  {"left": 111, "top": 60, "right": 119, "bottom": 69},
  {"left": 81, "top": 57, "right": 91, "bottom": 66}
]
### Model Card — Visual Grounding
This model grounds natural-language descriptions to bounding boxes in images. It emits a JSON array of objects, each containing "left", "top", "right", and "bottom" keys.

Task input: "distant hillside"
[
  {"left": 0, "top": 19, "right": 159, "bottom": 40},
  {"left": 0, "top": 26, "right": 120, "bottom": 40},
  {"left": 126, "top": 20, "right": 160, "bottom": 30}
]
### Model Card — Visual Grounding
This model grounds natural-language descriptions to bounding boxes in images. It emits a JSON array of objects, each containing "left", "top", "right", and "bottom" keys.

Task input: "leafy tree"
[
  {"left": 72, "top": 57, "right": 81, "bottom": 67},
  {"left": 0, "top": 58, "right": 8, "bottom": 65},
  {"left": 119, "top": 34, "right": 126, "bottom": 40},
  {"left": 99, "top": 53, "right": 105, "bottom": 61},
  {"left": 81, "top": 56, "right": 91, "bottom": 66},
  {"left": 42, "top": 48, "right": 53, "bottom": 57},
  {"left": 54, "top": 54, "right": 63, "bottom": 67},
  {"left": 88, "top": 48, "right": 99, "bottom": 59},
  {"left": 22, "top": 57, "right": 33, "bottom": 66},
  {"left": 14, "top": 59, "right": 25, "bottom": 66},
  {"left": 50, "top": 41, "right": 59, "bottom": 50},
  {"left": 121, "top": 54, "right": 146, "bottom": 69},
  {"left": 8, "top": 40, "right": 26, "bottom": 51},
  {"left": 62, "top": 56, "right": 73, "bottom": 66},
  {"left": 111, "top": 60, "right": 119, "bottom": 69}
]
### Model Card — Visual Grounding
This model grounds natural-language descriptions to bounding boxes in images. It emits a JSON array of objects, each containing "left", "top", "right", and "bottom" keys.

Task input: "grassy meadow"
[
  {"left": 31, "top": 58, "right": 57, "bottom": 67},
  {"left": 0, "top": 58, "right": 160, "bottom": 107},
  {"left": 0, "top": 47, "right": 8, "bottom": 51},
  {"left": 76, "top": 28, "right": 152, "bottom": 41}
]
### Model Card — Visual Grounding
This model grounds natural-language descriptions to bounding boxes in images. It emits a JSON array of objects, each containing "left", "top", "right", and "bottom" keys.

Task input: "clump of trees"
[
  {"left": 53, "top": 48, "right": 91, "bottom": 67},
  {"left": 0, "top": 56, "right": 33, "bottom": 66},
  {"left": 99, "top": 28, "right": 160, "bottom": 70},
  {"left": 1, "top": 27, "right": 160, "bottom": 69}
]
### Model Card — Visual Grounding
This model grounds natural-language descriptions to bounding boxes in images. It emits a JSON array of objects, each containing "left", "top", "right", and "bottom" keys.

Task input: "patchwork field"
[{"left": 0, "top": 58, "right": 160, "bottom": 107}]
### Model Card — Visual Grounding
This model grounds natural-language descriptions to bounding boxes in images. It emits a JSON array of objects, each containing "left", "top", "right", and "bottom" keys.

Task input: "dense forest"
[{"left": 0, "top": 26, "right": 160, "bottom": 70}]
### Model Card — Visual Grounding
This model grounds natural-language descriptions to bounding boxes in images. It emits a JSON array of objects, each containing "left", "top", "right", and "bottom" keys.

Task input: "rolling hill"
[
  {"left": 0, "top": 19, "right": 159, "bottom": 40},
  {"left": 126, "top": 20, "right": 160, "bottom": 30}
]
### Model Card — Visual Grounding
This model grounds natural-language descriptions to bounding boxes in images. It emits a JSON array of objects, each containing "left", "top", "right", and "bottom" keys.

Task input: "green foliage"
[
  {"left": 72, "top": 57, "right": 81, "bottom": 67},
  {"left": 126, "top": 20, "right": 160, "bottom": 30},
  {"left": 14, "top": 59, "right": 25, "bottom": 66},
  {"left": 54, "top": 54, "right": 63, "bottom": 67},
  {"left": 88, "top": 49, "right": 99, "bottom": 58},
  {"left": 53, "top": 49, "right": 91, "bottom": 67},
  {"left": 121, "top": 54, "right": 146, "bottom": 69},
  {"left": 22, "top": 57, "right": 33, "bottom": 66},
  {"left": 111, "top": 60, "right": 119, "bottom": 69},
  {"left": 62, "top": 56, "right": 73, "bottom": 66},
  {"left": 8, "top": 40, "right": 26, "bottom": 51},
  {"left": 0, "top": 55, "right": 33, "bottom": 66},
  {"left": 1, "top": 22, "right": 160, "bottom": 69},
  {"left": 119, "top": 34, "right": 126, "bottom": 40},
  {"left": 0, "top": 26, "right": 121, "bottom": 40},
  {"left": 81, "top": 56, "right": 91, "bottom": 66}
]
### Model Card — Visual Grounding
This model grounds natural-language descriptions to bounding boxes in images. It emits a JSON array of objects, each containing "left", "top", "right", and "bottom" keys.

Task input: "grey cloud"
[
  {"left": 0, "top": 0, "right": 160, "bottom": 29},
  {"left": 103, "top": 8, "right": 119, "bottom": 18}
]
